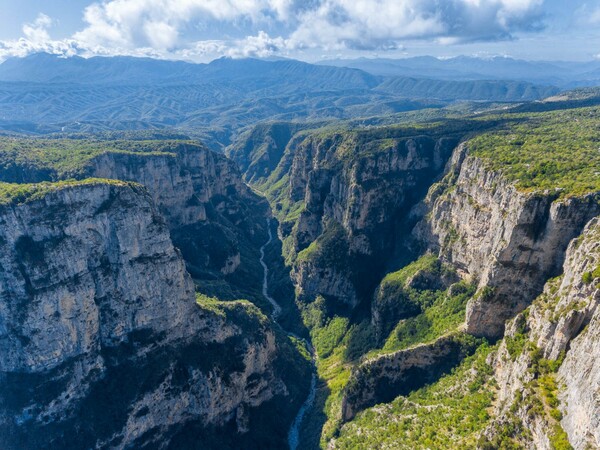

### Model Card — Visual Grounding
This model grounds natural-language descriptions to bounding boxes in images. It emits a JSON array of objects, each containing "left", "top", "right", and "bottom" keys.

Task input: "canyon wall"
[
  {"left": 414, "top": 144, "right": 600, "bottom": 339},
  {"left": 283, "top": 133, "right": 459, "bottom": 308},
  {"left": 484, "top": 217, "right": 600, "bottom": 449},
  {"left": 0, "top": 181, "right": 309, "bottom": 449}
]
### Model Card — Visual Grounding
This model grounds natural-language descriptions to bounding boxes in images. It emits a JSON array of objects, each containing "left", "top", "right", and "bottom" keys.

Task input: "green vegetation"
[
  {"left": 379, "top": 254, "right": 442, "bottom": 287},
  {"left": 582, "top": 266, "right": 600, "bottom": 284},
  {"left": 195, "top": 293, "right": 269, "bottom": 326},
  {"left": 534, "top": 364, "right": 572, "bottom": 450},
  {"left": 505, "top": 312, "right": 530, "bottom": 360},
  {"left": 334, "top": 343, "right": 496, "bottom": 449},
  {"left": 0, "top": 137, "right": 199, "bottom": 180},
  {"left": 382, "top": 281, "right": 475, "bottom": 353},
  {"left": 0, "top": 178, "right": 136, "bottom": 205},
  {"left": 296, "top": 222, "right": 348, "bottom": 268},
  {"left": 371, "top": 255, "right": 475, "bottom": 354},
  {"left": 0, "top": 136, "right": 203, "bottom": 210},
  {"left": 299, "top": 297, "right": 377, "bottom": 447},
  {"left": 300, "top": 255, "right": 479, "bottom": 447},
  {"left": 464, "top": 318, "right": 571, "bottom": 450},
  {"left": 468, "top": 106, "right": 600, "bottom": 197},
  {"left": 478, "top": 416, "right": 528, "bottom": 450}
]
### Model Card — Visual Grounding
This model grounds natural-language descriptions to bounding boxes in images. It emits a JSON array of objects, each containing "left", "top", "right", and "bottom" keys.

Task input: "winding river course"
[{"left": 259, "top": 219, "right": 317, "bottom": 450}]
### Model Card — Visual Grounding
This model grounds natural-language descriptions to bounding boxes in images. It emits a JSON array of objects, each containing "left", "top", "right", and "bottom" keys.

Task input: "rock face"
[
  {"left": 88, "top": 143, "right": 264, "bottom": 230},
  {"left": 285, "top": 133, "right": 458, "bottom": 307},
  {"left": 0, "top": 141, "right": 271, "bottom": 303},
  {"left": 86, "top": 143, "right": 269, "bottom": 290},
  {"left": 0, "top": 182, "right": 309, "bottom": 449},
  {"left": 415, "top": 144, "right": 600, "bottom": 339},
  {"left": 485, "top": 217, "right": 600, "bottom": 449},
  {"left": 225, "top": 122, "right": 312, "bottom": 184},
  {"left": 341, "top": 333, "right": 478, "bottom": 421}
]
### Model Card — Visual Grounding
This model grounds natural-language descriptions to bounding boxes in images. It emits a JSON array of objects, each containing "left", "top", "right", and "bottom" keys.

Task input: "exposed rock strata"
[
  {"left": 341, "top": 333, "right": 478, "bottom": 421},
  {"left": 0, "top": 141, "right": 272, "bottom": 303},
  {"left": 485, "top": 217, "right": 600, "bottom": 450},
  {"left": 287, "top": 134, "right": 458, "bottom": 307},
  {"left": 87, "top": 144, "right": 269, "bottom": 285},
  {"left": 0, "top": 182, "right": 309, "bottom": 449},
  {"left": 415, "top": 144, "right": 600, "bottom": 338}
]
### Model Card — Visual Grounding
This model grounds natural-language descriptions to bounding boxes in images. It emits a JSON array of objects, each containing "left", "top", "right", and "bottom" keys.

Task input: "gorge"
[{"left": 0, "top": 55, "right": 599, "bottom": 450}]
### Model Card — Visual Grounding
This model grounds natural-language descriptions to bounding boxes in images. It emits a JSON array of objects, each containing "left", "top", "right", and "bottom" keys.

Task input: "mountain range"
[
  {"left": 319, "top": 55, "right": 600, "bottom": 87},
  {"left": 0, "top": 53, "right": 562, "bottom": 147}
]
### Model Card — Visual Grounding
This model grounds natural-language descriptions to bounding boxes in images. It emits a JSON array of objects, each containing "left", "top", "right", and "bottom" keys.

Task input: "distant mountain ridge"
[
  {"left": 0, "top": 53, "right": 379, "bottom": 89},
  {"left": 0, "top": 54, "right": 561, "bottom": 146},
  {"left": 318, "top": 55, "right": 600, "bottom": 88}
]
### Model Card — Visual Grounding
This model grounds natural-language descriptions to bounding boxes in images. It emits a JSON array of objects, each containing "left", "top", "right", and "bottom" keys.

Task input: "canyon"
[{"left": 0, "top": 88, "right": 598, "bottom": 449}]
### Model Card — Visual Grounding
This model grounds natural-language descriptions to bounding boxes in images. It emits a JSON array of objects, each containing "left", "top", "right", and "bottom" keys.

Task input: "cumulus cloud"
[
  {"left": 22, "top": 13, "right": 53, "bottom": 44},
  {"left": 288, "top": 0, "right": 545, "bottom": 51},
  {"left": 72, "top": 0, "right": 291, "bottom": 50},
  {"left": 226, "top": 31, "right": 290, "bottom": 58},
  {"left": 0, "top": 13, "right": 82, "bottom": 60},
  {"left": 0, "top": 0, "right": 548, "bottom": 61}
]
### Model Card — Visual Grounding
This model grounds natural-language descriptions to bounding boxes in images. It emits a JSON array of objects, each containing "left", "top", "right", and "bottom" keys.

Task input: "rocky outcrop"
[
  {"left": 0, "top": 140, "right": 272, "bottom": 304},
  {"left": 286, "top": 133, "right": 459, "bottom": 307},
  {"left": 87, "top": 143, "right": 269, "bottom": 287},
  {"left": 88, "top": 143, "right": 264, "bottom": 230},
  {"left": 0, "top": 181, "right": 310, "bottom": 449},
  {"left": 484, "top": 217, "right": 600, "bottom": 449},
  {"left": 415, "top": 144, "right": 600, "bottom": 339},
  {"left": 341, "top": 333, "right": 479, "bottom": 421},
  {"left": 225, "top": 122, "right": 313, "bottom": 184},
  {"left": 370, "top": 255, "right": 459, "bottom": 343}
]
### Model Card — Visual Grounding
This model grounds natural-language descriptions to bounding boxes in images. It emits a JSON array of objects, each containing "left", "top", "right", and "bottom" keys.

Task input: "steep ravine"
[
  {"left": 0, "top": 181, "right": 311, "bottom": 449},
  {"left": 259, "top": 219, "right": 317, "bottom": 450},
  {"left": 230, "top": 108, "right": 600, "bottom": 448},
  {"left": 415, "top": 144, "right": 600, "bottom": 339}
]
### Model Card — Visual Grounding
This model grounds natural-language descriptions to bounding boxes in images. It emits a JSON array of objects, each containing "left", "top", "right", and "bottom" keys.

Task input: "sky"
[{"left": 0, "top": 0, "right": 599, "bottom": 63}]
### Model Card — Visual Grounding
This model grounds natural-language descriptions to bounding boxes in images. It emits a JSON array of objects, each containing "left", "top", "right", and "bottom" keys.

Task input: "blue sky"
[{"left": 0, "top": 0, "right": 599, "bottom": 62}]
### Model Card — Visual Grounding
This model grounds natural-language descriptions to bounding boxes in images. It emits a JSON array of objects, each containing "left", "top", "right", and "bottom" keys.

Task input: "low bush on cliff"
[
  {"left": 333, "top": 343, "right": 496, "bottom": 449},
  {"left": 0, "top": 178, "right": 134, "bottom": 205},
  {"left": 0, "top": 137, "right": 198, "bottom": 181},
  {"left": 468, "top": 106, "right": 600, "bottom": 197},
  {"left": 373, "top": 254, "right": 475, "bottom": 354},
  {"left": 381, "top": 281, "right": 475, "bottom": 353}
]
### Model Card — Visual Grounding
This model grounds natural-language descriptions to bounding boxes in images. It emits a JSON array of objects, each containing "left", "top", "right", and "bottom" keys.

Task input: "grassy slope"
[
  {"left": 0, "top": 178, "right": 137, "bottom": 205},
  {"left": 333, "top": 343, "right": 496, "bottom": 449},
  {"left": 469, "top": 106, "right": 600, "bottom": 197},
  {"left": 0, "top": 137, "right": 201, "bottom": 180}
]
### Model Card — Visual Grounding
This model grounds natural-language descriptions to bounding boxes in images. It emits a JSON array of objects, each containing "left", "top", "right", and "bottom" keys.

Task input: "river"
[{"left": 259, "top": 219, "right": 317, "bottom": 450}]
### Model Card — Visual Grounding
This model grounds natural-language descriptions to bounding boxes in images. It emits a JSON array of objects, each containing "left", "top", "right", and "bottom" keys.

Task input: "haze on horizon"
[{"left": 0, "top": 0, "right": 599, "bottom": 64}]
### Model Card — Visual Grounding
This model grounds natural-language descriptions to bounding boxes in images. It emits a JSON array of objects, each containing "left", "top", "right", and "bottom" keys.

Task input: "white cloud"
[
  {"left": 227, "top": 31, "right": 290, "bottom": 58},
  {"left": 22, "top": 13, "right": 53, "bottom": 44},
  {"left": 72, "top": 0, "right": 291, "bottom": 50},
  {"left": 287, "top": 0, "right": 545, "bottom": 51},
  {"left": 0, "top": 14, "right": 82, "bottom": 61},
  {"left": 0, "top": 0, "right": 548, "bottom": 62}
]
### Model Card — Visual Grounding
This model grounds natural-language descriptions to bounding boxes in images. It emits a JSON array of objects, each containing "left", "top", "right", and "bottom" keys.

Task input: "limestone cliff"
[
  {"left": 341, "top": 333, "right": 479, "bottom": 421},
  {"left": 281, "top": 132, "right": 459, "bottom": 308},
  {"left": 0, "top": 140, "right": 272, "bottom": 305},
  {"left": 86, "top": 143, "right": 270, "bottom": 301},
  {"left": 415, "top": 144, "right": 600, "bottom": 339},
  {"left": 0, "top": 181, "right": 310, "bottom": 449},
  {"left": 483, "top": 217, "right": 600, "bottom": 450}
]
